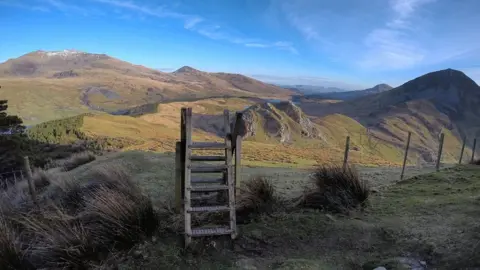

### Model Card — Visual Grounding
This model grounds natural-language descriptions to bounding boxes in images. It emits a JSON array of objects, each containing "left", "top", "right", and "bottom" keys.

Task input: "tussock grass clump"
[
  {"left": 237, "top": 176, "right": 279, "bottom": 221},
  {"left": 54, "top": 151, "right": 96, "bottom": 171},
  {"left": 299, "top": 165, "right": 370, "bottom": 212},
  {"left": 0, "top": 217, "right": 33, "bottom": 269},
  {"left": 0, "top": 164, "right": 159, "bottom": 269},
  {"left": 470, "top": 159, "right": 480, "bottom": 165}
]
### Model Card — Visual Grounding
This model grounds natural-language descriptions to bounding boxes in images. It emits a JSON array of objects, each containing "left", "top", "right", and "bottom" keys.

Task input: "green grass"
[
  {"left": 51, "top": 151, "right": 479, "bottom": 269},
  {"left": 100, "top": 152, "right": 480, "bottom": 269},
  {"left": 3, "top": 149, "right": 477, "bottom": 269}
]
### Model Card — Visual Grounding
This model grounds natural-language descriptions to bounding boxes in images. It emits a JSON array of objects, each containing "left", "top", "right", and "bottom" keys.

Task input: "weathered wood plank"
[{"left": 183, "top": 107, "right": 193, "bottom": 247}]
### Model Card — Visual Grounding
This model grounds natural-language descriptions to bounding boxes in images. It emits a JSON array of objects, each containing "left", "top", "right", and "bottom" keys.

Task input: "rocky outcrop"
[
  {"left": 274, "top": 101, "right": 321, "bottom": 138},
  {"left": 237, "top": 101, "right": 323, "bottom": 143},
  {"left": 53, "top": 70, "right": 79, "bottom": 78}
]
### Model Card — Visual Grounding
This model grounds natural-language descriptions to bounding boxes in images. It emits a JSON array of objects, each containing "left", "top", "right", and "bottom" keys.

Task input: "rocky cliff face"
[{"left": 238, "top": 101, "right": 322, "bottom": 143}]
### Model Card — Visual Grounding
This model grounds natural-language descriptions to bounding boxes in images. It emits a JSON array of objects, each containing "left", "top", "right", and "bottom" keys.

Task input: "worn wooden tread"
[
  {"left": 190, "top": 155, "right": 226, "bottom": 162},
  {"left": 187, "top": 205, "right": 230, "bottom": 213},
  {"left": 189, "top": 184, "right": 229, "bottom": 192},
  {"left": 190, "top": 165, "right": 229, "bottom": 173},
  {"left": 189, "top": 142, "right": 229, "bottom": 149},
  {"left": 191, "top": 176, "right": 224, "bottom": 184},
  {"left": 190, "top": 227, "right": 232, "bottom": 237}
]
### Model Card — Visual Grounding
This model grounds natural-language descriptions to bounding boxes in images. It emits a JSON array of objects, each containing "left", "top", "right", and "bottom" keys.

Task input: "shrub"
[
  {"left": 53, "top": 152, "right": 96, "bottom": 171},
  {"left": 470, "top": 159, "right": 480, "bottom": 165},
  {"left": 236, "top": 176, "right": 278, "bottom": 221},
  {"left": 0, "top": 216, "right": 33, "bottom": 269},
  {"left": 299, "top": 165, "right": 370, "bottom": 212},
  {"left": 0, "top": 163, "right": 159, "bottom": 268}
]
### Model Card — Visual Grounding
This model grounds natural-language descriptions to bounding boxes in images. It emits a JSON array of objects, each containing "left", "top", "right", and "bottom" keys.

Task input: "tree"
[
  {"left": 0, "top": 100, "right": 25, "bottom": 134},
  {"left": 0, "top": 100, "right": 27, "bottom": 174}
]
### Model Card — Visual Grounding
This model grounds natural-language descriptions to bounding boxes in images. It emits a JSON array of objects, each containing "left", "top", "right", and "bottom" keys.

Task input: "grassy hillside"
[
  {"left": 0, "top": 50, "right": 293, "bottom": 124},
  {"left": 13, "top": 150, "right": 477, "bottom": 269},
  {"left": 27, "top": 98, "right": 424, "bottom": 167}
]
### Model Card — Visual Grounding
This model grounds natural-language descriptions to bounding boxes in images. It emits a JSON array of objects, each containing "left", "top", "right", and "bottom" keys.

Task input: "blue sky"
[{"left": 1, "top": 0, "right": 479, "bottom": 89}]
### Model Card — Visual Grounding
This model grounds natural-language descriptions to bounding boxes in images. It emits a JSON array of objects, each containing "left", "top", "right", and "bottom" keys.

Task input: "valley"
[{"left": 0, "top": 51, "right": 476, "bottom": 168}]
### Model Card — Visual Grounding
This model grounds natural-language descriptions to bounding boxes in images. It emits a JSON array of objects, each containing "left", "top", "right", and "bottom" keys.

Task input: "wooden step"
[
  {"left": 187, "top": 205, "right": 230, "bottom": 213},
  {"left": 189, "top": 142, "right": 229, "bottom": 150},
  {"left": 191, "top": 176, "right": 224, "bottom": 184},
  {"left": 189, "top": 184, "right": 229, "bottom": 192},
  {"left": 190, "top": 155, "right": 226, "bottom": 162},
  {"left": 190, "top": 227, "right": 232, "bottom": 237},
  {"left": 190, "top": 165, "right": 228, "bottom": 173}
]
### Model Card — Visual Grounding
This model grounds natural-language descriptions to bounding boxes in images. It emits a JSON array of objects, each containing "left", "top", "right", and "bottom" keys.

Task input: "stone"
[
  {"left": 373, "top": 267, "right": 387, "bottom": 270},
  {"left": 236, "top": 257, "right": 258, "bottom": 270}
]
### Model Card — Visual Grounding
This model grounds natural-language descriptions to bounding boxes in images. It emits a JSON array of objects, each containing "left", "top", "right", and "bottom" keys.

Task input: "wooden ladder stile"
[{"left": 182, "top": 108, "right": 238, "bottom": 247}]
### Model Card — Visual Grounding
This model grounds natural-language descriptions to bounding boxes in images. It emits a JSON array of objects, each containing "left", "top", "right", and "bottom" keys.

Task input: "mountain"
[
  {"left": 302, "top": 83, "right": 393, "bottom": 101},
  {"left": 0, "top": 50, "right": 293, "bottom": 124},
  {"left": 301, "top": 69, "right": 480, "bottom": 162}
]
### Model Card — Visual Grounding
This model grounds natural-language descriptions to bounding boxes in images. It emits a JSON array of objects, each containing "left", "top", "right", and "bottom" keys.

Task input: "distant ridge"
[
  {"left": 302, "top": 83, "right": 393, "bottom": 101},
  {"left": 0, "top": 50, "right": 294, "bottom": 124}
]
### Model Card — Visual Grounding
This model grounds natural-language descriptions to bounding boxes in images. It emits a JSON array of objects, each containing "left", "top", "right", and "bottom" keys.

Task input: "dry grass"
[
  {"left": 53, "top": 151, "right": 96, "bottom": 171},
  {"left": 299, "top": 164, "right": 370, "bottom": 212},
  {"left": 236, "top": 176, "right": 279, "bottom": 222},
  {"left": 0, "top": 164, "right": 159, "bottom": 269}
]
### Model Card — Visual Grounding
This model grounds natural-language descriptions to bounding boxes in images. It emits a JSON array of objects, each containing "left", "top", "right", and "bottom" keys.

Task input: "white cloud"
[
  {"left": 94, "top": 0, "right": 298, "bottom": 54},
  {"left": 357, "top": 0, "right": 435, "bottom": 69},
  {"left": 184, "top": 17, "right": 203, "bottom": 30},
  {"left": 42, "top": 0, "right": 91, "bottom": 15},
  {"left": 244, "top": 41, "right": 298, "bottom": 54}
]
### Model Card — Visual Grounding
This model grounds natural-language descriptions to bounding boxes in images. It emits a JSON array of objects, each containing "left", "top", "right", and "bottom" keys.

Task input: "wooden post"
[
  {"left": 224, "top": 110, "right": 237, "bottom": 239},
  {"left": 459, "top": 136, "right": 466, "bottom": 164},
  {"left": 400, "top": 132, "right": 411, "bottom": 180},
  {"left": 232, "top": 112, "right": 244, "bottom": 152},
  {"left": 235, "top": 135, "right": 242, "bottom": 198},
  {"left": 183, "top": 108, "right": 192, "bottom": 247},
  {"left": 174, "top": 142, "right": 183, "bottom": 213},
  {"left": 180, "top": 108, "right": 187, "bottom": 208},
  {"left": 23, "top": 156, "right": 37, "bottom": 205},
  {"left": 471, "top": 138, "right": 477, "bottom": 163},
  {"left": 436, "top": 133, "right": 445, "bottom": 171},
  {"left": 232, "top": 112, "right": 244, "bottom": 198},
  {"left": 343, "top": 136, "right": 350, "bottom": 170}
]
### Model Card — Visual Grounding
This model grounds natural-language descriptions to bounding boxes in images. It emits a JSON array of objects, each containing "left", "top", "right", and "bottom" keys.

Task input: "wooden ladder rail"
[{"left": 181, "top": 108, "right": 238, "bottom": 247}]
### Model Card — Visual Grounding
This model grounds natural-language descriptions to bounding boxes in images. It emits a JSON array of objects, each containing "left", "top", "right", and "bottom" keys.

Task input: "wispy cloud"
[
  {"left": 276, "top": 0, "right": 480, "bottom": 72},
  {"left": 42, "top": 0, "right": 91, "bottom": 15},
  {"left": 358, "top": 0, "right": 434, "bottom": 69},
  {"left": 184, "top": 17, "right": 204, "bottom": 30},
  {"left": 93, "top": 0, "right": 298, "bottom": 54},
  {"left": 93, "top": 0, "right": 190, "bottom": 19}
]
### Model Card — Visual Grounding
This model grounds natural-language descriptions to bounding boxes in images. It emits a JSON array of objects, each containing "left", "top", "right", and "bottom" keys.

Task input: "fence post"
[
  {"left": 436, "top": 133, "right": 445, "bottom": 172},
  {"left": 343, "top": 136, "right": 350, "bottom": 170},
  {"left": 459, "top": 136, "right": 466, "bottom": 164},
  {"left": 174, "top": 142, "right": 183, "bottom": 213},
  {"left": 471, "top": 138, "right": 477, "bottom": 163},
  {"left": 23, "top": 156, "right": 38, "bottom": 205},
  {"left": 235, "top": 135, "right": 242, "bottom": 198},
  {"left": 400, "top": 132, "right": 411, "bottom": 180}
]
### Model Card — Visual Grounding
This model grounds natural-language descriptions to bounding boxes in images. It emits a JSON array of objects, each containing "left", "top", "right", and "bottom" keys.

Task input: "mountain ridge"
[{"left": 0, "top": 50, "right": 294, "bottom": 124}]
